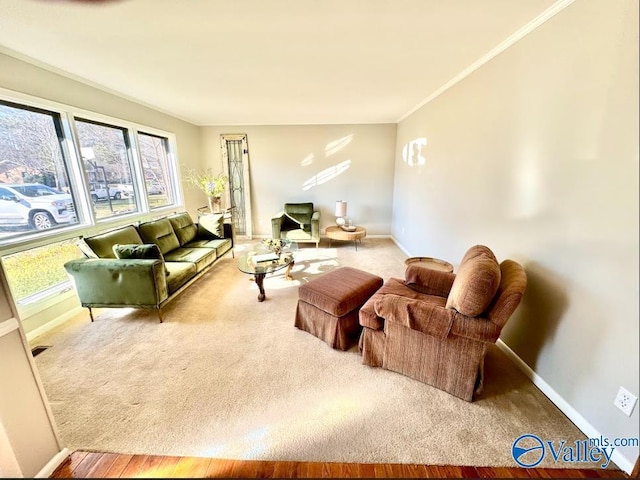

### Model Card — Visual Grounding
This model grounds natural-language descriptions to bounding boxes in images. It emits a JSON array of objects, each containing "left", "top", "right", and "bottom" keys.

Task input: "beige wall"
[
  {"left": 200, "top": 124, "right": 396, "bottom": 236},
  {"left": 0, "top": 269, "right": 62, "bottom": 477},
  {"left": 394, "top": 0, "right": 638, "bottom": 467}
]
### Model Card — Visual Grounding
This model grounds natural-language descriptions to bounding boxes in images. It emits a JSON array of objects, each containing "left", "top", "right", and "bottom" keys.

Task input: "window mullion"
[
  {"left": 128, "top": 128, "right": 150, "bottom": 213},
  {"left": 60, "top": 111, "right": 96, "bottom": 227}
]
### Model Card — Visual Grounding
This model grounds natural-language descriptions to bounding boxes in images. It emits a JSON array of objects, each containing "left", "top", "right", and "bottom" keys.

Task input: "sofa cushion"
[
  {"left": 84, "top": 226, "right": 143, "bottom": 259},
  {"left": 184, "top": 238, "right": 232, "bottom": 257},
  {"left": 164, "top": 247, "right": 216, "bottom": 272},
  {"left": 197, "top": 213, "right": 225, "bottom": 238},
  {"left": 167, "top": 212, "right": 197, "bottom": 246},
  {"left": 164, "top": 261, "right": 197, "bottom": 294},
  {"left": 445, "top": 254, "right": 501, "bottom": 317},
  {"left": 138, "top": 218, "right": 181, "bottom": 255}
]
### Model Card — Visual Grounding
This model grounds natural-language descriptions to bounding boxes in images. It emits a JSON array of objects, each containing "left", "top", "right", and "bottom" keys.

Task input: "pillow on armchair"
[{"left": 445, "top": 254, "right": 501, "bottom": 316}]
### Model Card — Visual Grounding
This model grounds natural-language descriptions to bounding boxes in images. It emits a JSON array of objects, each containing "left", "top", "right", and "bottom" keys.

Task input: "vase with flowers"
[
  {"left": 262, "top": 238, "right": 287, "bottom": 256},
  {"left": 184, "top": 166, "right": 228, "bottom": 214}
]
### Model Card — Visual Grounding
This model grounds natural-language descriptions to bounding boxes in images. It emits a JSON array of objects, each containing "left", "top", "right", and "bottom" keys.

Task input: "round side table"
[
  {"left": 404, "top": 256, "right": 454, "bottom": 273},
  {"left": 325, "top": 225, "right": 366, "bottom": 251}
]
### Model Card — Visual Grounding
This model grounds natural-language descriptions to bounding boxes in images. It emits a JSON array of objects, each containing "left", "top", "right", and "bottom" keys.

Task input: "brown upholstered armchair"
[
  {"left": 358, "top": 245, "right": 527, "bottom": 401},
  {"left": 271, "top": 202, "right": 320, "bottom": 247}
]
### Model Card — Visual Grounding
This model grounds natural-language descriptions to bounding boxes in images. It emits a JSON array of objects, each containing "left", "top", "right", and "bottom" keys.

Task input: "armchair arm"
[
  {"left": 64, "top": 258, "right": 168, "bottom": 308},
  {"left": 271, "top": 212, "right": 284, "bottom": 238},
  {"left": 374, "top": 294, "right": 454, "bottom": 340},
  {"left": 311, "top": 211, "right": 320, "bottom": 239},
  {"left": 374, "top": 294, "right": 502, "bottom": 343},
  {"left": 450, "top": 312, "right": 502, "bottom": 343},
  {"left": 404, "top": 265, "right": 456, "bottom": 297}
]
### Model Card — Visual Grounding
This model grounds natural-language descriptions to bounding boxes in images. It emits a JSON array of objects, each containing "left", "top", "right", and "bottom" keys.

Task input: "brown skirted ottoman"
[{"left": 295, "top": 266, "right": 383, "bottom": 350}]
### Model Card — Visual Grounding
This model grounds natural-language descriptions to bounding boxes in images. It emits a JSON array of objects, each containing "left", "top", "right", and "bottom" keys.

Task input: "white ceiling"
[{"left": 0, "top": 0, "right": 558, "bottom": 125}]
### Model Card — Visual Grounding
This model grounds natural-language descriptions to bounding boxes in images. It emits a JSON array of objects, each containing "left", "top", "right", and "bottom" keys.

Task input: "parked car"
[
  {"left": 90, "top": 183, "right": 134, "bottom": 201},
  {"left": 0, "top": 183, "right": 76, "bottom": 231}
]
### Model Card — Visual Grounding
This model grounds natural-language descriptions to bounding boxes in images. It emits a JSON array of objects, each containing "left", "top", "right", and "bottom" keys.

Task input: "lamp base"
[{"left": 335, "top": 217, "right": 346, "bottom": 226}]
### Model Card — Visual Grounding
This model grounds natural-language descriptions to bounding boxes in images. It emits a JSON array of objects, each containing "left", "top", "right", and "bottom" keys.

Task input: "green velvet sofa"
[{"left": 64, "top": 211, "right": 233, "bottom": 322}]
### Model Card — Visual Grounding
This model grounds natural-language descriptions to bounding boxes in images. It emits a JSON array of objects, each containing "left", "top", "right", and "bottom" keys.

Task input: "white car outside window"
[{"left": 0, "top": 183, "right": 76, "bottom": 231}]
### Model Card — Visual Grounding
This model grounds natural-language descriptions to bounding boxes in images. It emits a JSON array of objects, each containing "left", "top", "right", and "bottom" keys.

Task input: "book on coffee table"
[{"left": 252, "top": 252, "right": 279, "bottom": 263}]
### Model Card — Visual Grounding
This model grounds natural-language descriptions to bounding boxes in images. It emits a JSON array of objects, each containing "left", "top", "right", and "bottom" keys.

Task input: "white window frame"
[{"left": 0, "top": 87, "right": 185, "bottom": 315}]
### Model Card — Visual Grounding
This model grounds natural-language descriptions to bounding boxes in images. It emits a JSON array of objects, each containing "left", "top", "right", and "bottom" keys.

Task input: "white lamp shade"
[{"left": 335, "top": 200, "right": 347, "bottom": 217}]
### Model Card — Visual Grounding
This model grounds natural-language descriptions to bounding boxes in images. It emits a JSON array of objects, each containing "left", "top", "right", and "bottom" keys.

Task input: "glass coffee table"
[{"left": 237, "top": 241, "right": 297, "bottom": 302}]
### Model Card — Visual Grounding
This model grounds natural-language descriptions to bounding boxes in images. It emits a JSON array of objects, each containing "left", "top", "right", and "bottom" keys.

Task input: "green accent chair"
[{"left": 271, "top": 202, "right": 320, "bottom": 247}]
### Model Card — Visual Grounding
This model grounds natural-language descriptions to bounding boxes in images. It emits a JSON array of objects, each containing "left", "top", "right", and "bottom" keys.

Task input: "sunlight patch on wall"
[
  {"left": 325, "top": 134, "right": 353, "bottom": 157},
  {"left": 402, "top": 138, "right": 427, "bottom": 166},
  {"left": 302, "top": 160, "right": 351, "bottom": 191},
  {"left": 301, "top": 153, "right": 314, "bottom": 166},
  {"left": 508, "top": 147, "right": 544, "bottom": 218}
]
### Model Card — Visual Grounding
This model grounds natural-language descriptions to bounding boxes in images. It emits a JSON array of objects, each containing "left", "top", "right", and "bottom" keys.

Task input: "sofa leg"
[
  {"left": 88, "top": 307, "right": 94, "bottom": 322},
  {"left": 157, "top": 308, "right": 163, "bottom": 323}
]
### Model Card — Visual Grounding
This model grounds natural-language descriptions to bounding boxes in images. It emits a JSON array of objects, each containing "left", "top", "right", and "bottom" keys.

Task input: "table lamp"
[{"left": 335, "top": 200, "right": 347, "bottom": 226}]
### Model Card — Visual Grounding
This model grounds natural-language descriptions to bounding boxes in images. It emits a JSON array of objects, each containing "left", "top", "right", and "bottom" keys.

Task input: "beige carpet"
[{"left": 32, "top": 239, "right": 599, "bottom": 469}]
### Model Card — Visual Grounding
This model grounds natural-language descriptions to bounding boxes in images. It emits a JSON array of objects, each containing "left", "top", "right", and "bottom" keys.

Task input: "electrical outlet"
[{"left": 613, "top": 386, "right": 637, "bottom": 416}]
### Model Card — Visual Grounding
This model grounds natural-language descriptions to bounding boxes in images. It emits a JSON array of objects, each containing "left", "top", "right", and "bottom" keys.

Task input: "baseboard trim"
[
  {"left": 35, "top": 447, "right": 69, "bottom": 478},
  {"left": 26, "top": 306, "right": 83, "bottom": 343},
  {"left": 496, "top": 339, "right": 636, "bottom": 475},
  {"left": 390, "top": 235, "right": 411, "bottom": 256}
]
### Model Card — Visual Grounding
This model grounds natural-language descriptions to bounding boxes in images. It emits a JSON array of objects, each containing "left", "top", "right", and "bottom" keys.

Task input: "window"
[
  {"left": 75, "top": 118, "right": 138, "bottom": 220},
  {"left": 0, "top": 90, "right": 182, "bottom": 316},
  {"left": 2, "top": 239, "right": 81, "bottom": 304},
  {"left": 138, "top": 132, "right": 174, "bottom": 209},
  {"left": 0, "top": 101, "right": 79, "bottom": 238}
]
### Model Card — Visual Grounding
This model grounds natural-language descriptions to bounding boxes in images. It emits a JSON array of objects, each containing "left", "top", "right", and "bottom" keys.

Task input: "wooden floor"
[{"left": 51, "top": 451, "right": 630, "bottom": 478}]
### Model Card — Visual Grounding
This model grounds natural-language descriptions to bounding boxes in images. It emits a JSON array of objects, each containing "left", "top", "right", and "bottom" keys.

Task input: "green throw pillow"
[
  {"left": 197, "top": 213, "right": 225, "bottom": 239},
  {"left": 112, "top": 244, "right": 169, "bottom": 276}
]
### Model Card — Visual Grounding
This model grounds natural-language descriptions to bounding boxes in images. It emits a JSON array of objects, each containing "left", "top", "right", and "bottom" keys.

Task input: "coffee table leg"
[
  {"left": 285, "top": 260, "right": 294, "bottom": 281},
  {"left": 254, "top": 273, "right": 266, "bottom": 302}
]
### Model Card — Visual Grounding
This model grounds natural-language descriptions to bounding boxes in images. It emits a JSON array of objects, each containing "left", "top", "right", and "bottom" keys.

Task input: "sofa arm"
[
  {"left": 404, "top": 265, "right": 456, "bottom": 297},
  {"left": 223, "top": 223, "right": 234, "bottom": 244},
  {"left": 64, "top": 258, "right": 168, "bottom": 308},
  {"left": 311, "top": 211, "right": 320, "bottom": 239},
  {"left": 374, "top": 294, "right": 454, "bottom": 340}
]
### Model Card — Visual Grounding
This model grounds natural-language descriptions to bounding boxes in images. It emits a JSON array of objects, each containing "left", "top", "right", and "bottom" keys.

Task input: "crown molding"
[{"left": 397, "top": 0, "right": 577, "bottom": 123}]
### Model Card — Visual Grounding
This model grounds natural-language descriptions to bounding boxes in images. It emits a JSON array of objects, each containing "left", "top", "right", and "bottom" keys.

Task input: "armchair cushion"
[
  {"left": 404, "top": 265, "right": 455, "bottom": 297},
  {"left": 284, "top": 202, "right": 313, "bottom": 227},
  {"left": 374, "top": 294, "right": 454, "bottom": 341},
  {"left": 359, "top": 278, "right": 446, "bottom": 330},
  {"left": 445, "top": 254, "right": 501, "bottom": 316}
]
